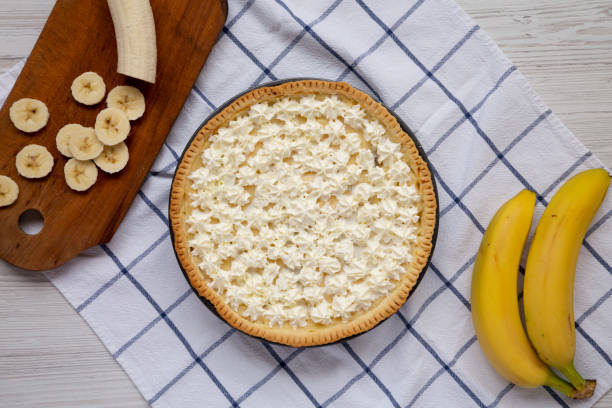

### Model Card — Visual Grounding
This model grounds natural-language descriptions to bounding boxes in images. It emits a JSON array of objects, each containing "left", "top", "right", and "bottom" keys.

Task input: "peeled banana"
[
  {"left": 471, "top": 190, "right": 579, "bottom": 398},
  {"left": 9, "top": 98, "right": 49, "bottom": 133},
  {"left": 95, "top": 108, "right": 131, "bottom": 145},
  {"left": 107, "top": 85, "right": 146, "bottom": 120},
  {"left": 0, "top": 175, "right": 19, "bottom": 207},
  {"left": 71, "top": 72, "right": 106, "bottom": 105},
  {"left": 68, "top": 126, "right": 104, "bottom": 161},
  {"left": 524, "top": 169, "right": 610, "bottom": 397},
  {"left": 107, "top": 0, "right": 157, "bottom": 83},
  {"left": 94, "top": 142, "right": 129, "bottom": 174},
  {"left": 64, "top": 159, "right": 98, "bottom": 192},
  {"left": 15, "top": 144, "right": 54, "bottom": 179}
]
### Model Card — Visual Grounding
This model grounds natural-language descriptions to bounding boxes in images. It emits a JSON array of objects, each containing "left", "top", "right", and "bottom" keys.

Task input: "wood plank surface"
[
  {"left": 0, "top": 0, "right": 610, "bottom": 407},
  {"left": 0, "top": 0, "right": 226, "bottom": 271}
]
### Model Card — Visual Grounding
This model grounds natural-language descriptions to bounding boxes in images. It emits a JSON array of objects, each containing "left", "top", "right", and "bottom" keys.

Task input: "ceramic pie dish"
[{"left": 169, "top": 79, "right": 438, "bottom": 347}]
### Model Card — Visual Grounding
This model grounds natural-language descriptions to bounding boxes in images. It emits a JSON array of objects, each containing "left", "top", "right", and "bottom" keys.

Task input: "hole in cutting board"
[{"left": 19, "top": 209, "right": 44, "bottom": 235}]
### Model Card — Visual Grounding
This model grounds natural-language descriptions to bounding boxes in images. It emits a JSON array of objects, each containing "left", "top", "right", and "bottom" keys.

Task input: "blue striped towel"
[{"left": 1, "top": 0, "right": 611, "bottom": 407}]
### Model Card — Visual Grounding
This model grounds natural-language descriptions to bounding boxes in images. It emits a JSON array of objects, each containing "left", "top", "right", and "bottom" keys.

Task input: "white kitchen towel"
[{"left": 1, "top": 0, "right": 611, "bottom": 407}]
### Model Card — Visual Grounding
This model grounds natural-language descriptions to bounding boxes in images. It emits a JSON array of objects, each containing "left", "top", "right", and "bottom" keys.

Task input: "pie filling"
[{"left": 186, "top": 94, "right": 422, "bottom": 328}]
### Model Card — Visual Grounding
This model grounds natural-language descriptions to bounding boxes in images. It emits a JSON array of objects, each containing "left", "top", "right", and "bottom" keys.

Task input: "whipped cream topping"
[{"left": 186, "top": 94, "right": 421, "bottom": 328}]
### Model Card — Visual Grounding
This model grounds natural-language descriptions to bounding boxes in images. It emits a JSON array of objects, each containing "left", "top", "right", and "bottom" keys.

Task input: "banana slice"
[
  {"left": 95, "top": 108, "right": 131, "bottom": 145},
  {"left": 94, "top": 142, "right": 129, "bottom": 174},
  {"left": 107, "top": 86, "right": 145, "bottom": 120},
  {"left": 68, "top": 126, "right": 104, "bottom": 160},
  {"left": 9, "top": 98, "right": 49, "bottom": 133},
  {"left": 0, "top": 175, "right": 19, "bottom": 207},
  {"left": 64, "top": 159, "right": 98, "bottom": 192},
  {"left": 15, "top": 144, "right": 54, "bottom": 179},
  {"left": 56, "top": 124, "right": 85, "bottom": 158},
  {"left": 71, "top": 72, "right": 106, "bottom": 105}
]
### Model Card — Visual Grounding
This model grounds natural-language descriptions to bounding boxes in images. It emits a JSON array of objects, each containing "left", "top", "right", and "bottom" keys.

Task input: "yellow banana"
[
  {"left": 471, "top": 190, "right": 577, "bottom": 397},
  {"left": 524, "top": 168, "right": 609, "bottom": 396}
]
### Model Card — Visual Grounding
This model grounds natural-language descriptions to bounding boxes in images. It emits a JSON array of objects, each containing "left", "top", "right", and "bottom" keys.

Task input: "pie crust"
[{"left": 169, "top": 80, "right": 437, "bottom": 347}]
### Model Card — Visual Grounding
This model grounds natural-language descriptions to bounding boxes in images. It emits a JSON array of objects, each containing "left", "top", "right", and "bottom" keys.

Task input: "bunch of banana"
[
  {"left": 471, "top": 168, "right": 610, "bottom": 399},
  {"left": 471, "top": 190, "right": 577, "bottom": 397}
]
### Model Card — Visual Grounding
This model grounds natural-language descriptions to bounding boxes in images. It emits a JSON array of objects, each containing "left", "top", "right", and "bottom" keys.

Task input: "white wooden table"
[{"left": 0, "top": 1, "right": 610, "bottom": 407}]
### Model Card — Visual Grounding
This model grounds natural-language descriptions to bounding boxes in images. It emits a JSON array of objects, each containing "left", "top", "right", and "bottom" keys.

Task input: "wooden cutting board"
[{"left": 0, "top": 0, "right": 227, "bottom": 271}]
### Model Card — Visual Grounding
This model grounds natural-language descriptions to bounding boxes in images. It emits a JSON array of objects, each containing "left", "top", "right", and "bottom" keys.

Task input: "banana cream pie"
[{"left": 170, "top": 80, "right": 436, "bottom": 346}]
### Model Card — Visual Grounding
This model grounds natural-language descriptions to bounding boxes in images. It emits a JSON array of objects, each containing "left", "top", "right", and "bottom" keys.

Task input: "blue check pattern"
[{"left": 5, "top": 0, "right": 603, "bottom": 406}]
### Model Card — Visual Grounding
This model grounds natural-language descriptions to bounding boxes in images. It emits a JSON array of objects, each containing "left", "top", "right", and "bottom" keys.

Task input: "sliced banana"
[
  {"left": 107, "top": 86, "right": 145, "bottom": 120},
  {"left": 95, "top": 108, "right": 131, "bottom": 145},
  {"left": 0, "top": 175, "right": 19, "bottom": 207},
  {"left": 15, "top": 144, "right": 54, "bottom": 179},
  {"left": 9, "top": 98, "right": 49, "bottom": 133},
  {"left": 68, "top": 126, "right": 104, "bottom": 160},
  {"left": 64, "top": 159, "right": 98, "bottom": 192},
  {"left": 94, "top": 142, "right": 129, "bottom": 174},
  {"left": 56, "top": 124, "right": 85, "bottom": 158},
  {"left": 71, "top": 72, "right": 106, "bottom": 105}
]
